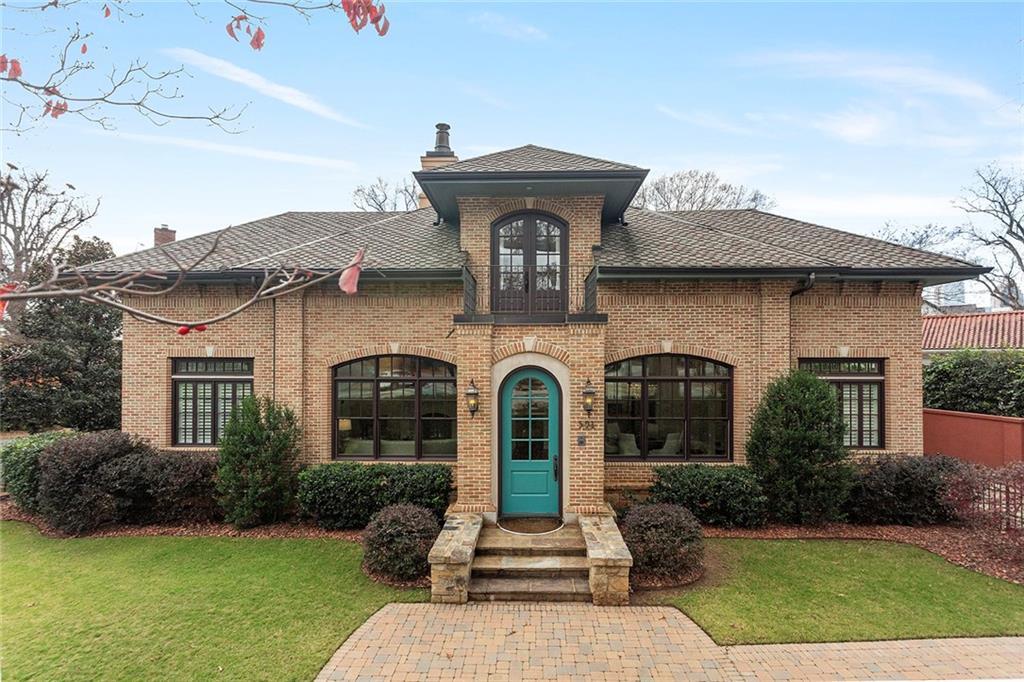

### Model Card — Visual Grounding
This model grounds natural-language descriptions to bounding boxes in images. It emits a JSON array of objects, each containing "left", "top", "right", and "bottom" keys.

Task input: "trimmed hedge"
[
  {"left": 362, "top": 504, "right": 440, "bottom": 581},
  {"left": 924, "top": 349, "right": 1024, "bottom": 417},
  {"left": 649, "top": 464, "right": 768, "bottom": 528},
  {"left": 621, "top": 503, "right": 704, "bottom": 579},
  {"left": 297, "top": 462, "right": 453, "bottom": 530},
  {"left": 38, "top": 431, "right": 153, "bottom": 534},
  {"left": 0, "top": 431, "right": 76, "bottom": 514},
  {"left": 846, "top": 455, "right": 967, "bottom": 525}
]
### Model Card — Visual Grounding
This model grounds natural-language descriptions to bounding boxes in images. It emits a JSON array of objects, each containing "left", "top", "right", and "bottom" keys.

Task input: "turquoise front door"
[{"left": 500, "top": 368, "right": 561, "bottom": 517}]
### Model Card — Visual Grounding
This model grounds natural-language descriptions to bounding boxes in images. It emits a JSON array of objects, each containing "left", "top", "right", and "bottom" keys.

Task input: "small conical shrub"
[
  {"left": 216, "top": 396, "right": 300, "bottom": 528},
  {"left": 747, "top": 370, "right": 852, "bottom": 524}
]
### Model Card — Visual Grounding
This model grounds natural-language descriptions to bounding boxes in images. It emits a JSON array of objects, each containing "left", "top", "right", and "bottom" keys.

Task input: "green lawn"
[
  {"left": 0, "top": 521, "right": 426, "bottom": 681},
  {"left": 660, "top": 538, "right": 1024, "bottom": 645}
]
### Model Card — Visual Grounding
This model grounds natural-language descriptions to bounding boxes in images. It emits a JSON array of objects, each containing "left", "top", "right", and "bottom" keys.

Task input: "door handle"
[{"left": 553, "top": 455, "right": 559, "bottom": 482}]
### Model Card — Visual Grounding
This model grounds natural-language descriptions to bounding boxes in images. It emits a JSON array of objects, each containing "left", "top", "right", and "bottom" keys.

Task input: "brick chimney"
[
  {"left": 154, "top": 224, "right": 176, "bottom": 247},
  {"left": 418, "top": 123, "right": 459, "bottom": 209}
]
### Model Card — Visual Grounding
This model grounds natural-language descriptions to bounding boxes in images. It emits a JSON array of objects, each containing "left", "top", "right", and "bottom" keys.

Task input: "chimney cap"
[{"left": 426, "top": 122, "right": 454, "bottom": 157}]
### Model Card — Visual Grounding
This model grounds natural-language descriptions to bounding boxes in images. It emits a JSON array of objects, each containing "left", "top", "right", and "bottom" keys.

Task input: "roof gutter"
[
  {"left": 76, "top": 268, "right": 465, "bottom": 285},
  {"left": 596, "top": 265, "right": 990, "bottom": 284}
]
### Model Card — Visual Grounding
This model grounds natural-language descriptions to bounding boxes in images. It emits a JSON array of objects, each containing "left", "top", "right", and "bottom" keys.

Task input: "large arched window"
[
  {"left": 491, "top": 213, "right": 568, "bottom": 314},
  {"left": 604, "top": 354, "right": 732, "bottom": 461},
  {"left": 333, "top": 355, "right": 456, "bottom": 460}
]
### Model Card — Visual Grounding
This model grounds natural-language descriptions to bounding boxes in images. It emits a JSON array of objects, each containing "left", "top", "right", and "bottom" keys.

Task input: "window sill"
[
  {"left": 330, "top": 456, "right": 457, "bottom": 462},
  {"left": 604, "top": 456, "right": 733, "bottom": 464},
  {"left": 454, "top": 312, "right": 607, "bottom": 325}
]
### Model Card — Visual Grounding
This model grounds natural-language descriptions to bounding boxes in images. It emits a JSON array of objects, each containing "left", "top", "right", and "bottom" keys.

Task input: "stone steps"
[
  {"left": 467, "top": 577, "right": 592, "bottom": 602},
  {"left": 468, "top": 523, "right": 591, "bottom": 602}
]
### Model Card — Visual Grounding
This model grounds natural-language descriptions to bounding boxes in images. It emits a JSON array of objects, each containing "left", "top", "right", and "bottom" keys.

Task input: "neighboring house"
[
  {"left": 923, "top": 310, "right": 1024, "bottom": 361},
  {"left": 85, "top": 124, "right": 984, "bottom": 521}
]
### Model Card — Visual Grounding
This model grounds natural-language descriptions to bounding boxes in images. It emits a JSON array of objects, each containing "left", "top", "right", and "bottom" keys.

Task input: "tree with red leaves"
[{"left": 1, "top": 0, "right": 390, "bottom": 133}]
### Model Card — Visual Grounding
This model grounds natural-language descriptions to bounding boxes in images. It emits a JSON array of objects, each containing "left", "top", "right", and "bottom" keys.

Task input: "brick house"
[{"left": 92, "top": 124, "right": 984, "bottom": 524}]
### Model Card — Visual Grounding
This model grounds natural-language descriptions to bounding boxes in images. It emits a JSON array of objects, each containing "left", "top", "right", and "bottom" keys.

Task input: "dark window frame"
[
  {"left": 332, "top": 355, "right": 457, "bottom": 461},
  {"left": 490, "top": 212, "right": 569, "bottom": 316},
  {"left": 799, "top": 357, "right": 885, "bottom": 449},
  {"left": 171, "top": 358, "right": 253, "bottom": 446},
  {"left": 604, "top": 354, "right": 733, "bottom": 462}
]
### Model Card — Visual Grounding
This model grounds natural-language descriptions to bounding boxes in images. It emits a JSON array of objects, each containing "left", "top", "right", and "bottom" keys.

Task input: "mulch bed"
[
  {"left": 0, "top": 499, "right": 362, "bottom": 543},
  {"left": 705, "top": 523, "right": 1023, "bottom": 585}
]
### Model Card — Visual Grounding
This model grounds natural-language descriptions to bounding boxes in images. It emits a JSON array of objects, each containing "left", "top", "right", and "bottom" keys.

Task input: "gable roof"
[
  {"left": 419, "top": 144, "right": 642, "bottom": 174},
  {"left": 923, "top": 311, "right": 1024, "bottom": 350}
]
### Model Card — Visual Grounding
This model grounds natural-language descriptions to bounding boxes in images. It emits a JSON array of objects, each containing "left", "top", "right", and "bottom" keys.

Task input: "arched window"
[
  {"left": 491, "top": 213, "right": 568, "bottom": 314},
  {"left": 333, "top": 355, "right": 456, "bottom": 460},
  {"left": 604, "top": 354, "right": 732, "bottom": 461}
]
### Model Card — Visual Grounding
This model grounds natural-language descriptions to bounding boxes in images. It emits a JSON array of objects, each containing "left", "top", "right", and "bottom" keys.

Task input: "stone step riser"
[
  {"left": 475, "top": 546, "right": 587, "bottom": 558},
  {"left": 468, "top": 592, "right": 591, "bottom": 603}
]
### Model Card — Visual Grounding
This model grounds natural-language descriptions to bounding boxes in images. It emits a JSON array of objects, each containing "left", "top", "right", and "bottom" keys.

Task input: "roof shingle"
[{"left": 923, "top": 311, "right": 1024, "bottom": 350}]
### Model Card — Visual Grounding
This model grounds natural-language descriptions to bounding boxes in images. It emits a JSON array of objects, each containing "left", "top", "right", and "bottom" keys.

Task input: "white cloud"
[
  {"left": 164, "top": 48, "right": 364, "bottom": 127},
  {"left": 741, "top": 50, "right": 1005, "bottom": 108},
  {"left": 813, "top": 109, "right": 890, "bottom": 144},
  {"left": 656, "top": 106, "right": 754, "bottom": 135},
  {"left": 99, "top": 130, "right": 357, "bottom": 170},
  {"left": 470, "top": 12, "right": 548, "bottom": 41}
]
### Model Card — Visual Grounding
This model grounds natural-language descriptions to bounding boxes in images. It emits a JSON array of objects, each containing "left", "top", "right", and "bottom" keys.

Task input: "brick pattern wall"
[{"left": 120, "top": 215, "right": 926, "bottom": 510}]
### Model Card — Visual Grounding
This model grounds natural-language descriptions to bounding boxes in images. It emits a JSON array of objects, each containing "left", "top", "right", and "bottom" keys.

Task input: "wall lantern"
[
  {"left": 465, "top": 379, "right": 480, "bottom": 417},
  {"left": 582, "top": 379, "right": 597, "bottom": 414}
]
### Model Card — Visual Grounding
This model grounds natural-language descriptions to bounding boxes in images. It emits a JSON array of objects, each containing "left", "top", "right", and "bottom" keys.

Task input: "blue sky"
[{"left": 3, "top": 1, "right": 1022, "bottom": 256}]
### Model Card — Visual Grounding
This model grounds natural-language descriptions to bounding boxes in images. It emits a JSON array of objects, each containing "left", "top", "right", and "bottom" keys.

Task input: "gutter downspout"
[{"left": 788, "top": 273, "right": 816, "bottom": 368}]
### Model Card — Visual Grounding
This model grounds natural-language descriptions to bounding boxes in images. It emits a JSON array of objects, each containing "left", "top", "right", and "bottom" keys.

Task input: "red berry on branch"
[
  {"left": 194, "top": 324, "right": 208, "bottom": 332},
  {"left": 177, "top": 325, "right": 190, "bottom": 335}
]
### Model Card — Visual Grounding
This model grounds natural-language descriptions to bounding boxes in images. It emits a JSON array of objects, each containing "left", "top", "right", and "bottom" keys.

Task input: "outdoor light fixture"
[
  {"left": 582, "top": 379, "right": 597, "bottom": 413},
  {"left": 465, "top": 379, "right": 480, "bottom": 417}
]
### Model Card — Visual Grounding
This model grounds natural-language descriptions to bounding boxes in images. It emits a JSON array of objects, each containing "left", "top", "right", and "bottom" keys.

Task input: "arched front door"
[{"left": 500, "top": 367, "right": 561, "bottom": 517}]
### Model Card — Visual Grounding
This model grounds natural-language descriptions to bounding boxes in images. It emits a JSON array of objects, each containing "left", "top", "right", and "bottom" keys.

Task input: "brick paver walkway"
[{"left": 315, "top": 603, "right": 1024, "bottom": 681}]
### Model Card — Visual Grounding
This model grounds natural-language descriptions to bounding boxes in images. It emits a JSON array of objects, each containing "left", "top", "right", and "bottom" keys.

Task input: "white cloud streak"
[
  {"left": 656, "top": 106, "right": 754, "bottom": 135},
  {"left": 470, "top": 12, "right": 548, "bottom": 41},
  {"left": 164, "top": 48, "right": 364, "bottom": 127},
  {"left": 100, "top": 130, "right": 357, "bottom": 170}
]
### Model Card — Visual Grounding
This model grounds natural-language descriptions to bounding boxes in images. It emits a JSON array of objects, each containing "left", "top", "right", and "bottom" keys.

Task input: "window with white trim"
[
  {"left": 172, "top": 358, "right": 253, "bottom": 446},
  {"left": 799, "top": 358, "right": 884, "bottom": 448}
]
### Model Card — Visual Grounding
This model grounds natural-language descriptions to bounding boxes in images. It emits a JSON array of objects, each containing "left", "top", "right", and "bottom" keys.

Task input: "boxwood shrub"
[
  {"left": 621, "top": 503, "right": 704, "bottom": 580},
  {"left": 362, "top": 504, "right": 440, "bottom": 581},
  {"left": 649, "top": 464, "right": 768, "bottom": 528},
  {"left": 846, "top": 455, "right": 966, "bottom": 525},
  {"left": 0, "top": 431, "right": 76, "bottom": 514},
  {"left": 297, "top": 462, "right": 453, "bottom": 530}
]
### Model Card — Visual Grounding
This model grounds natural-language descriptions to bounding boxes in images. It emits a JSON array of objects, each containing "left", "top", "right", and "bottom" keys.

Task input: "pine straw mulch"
[
  {"left": 0, "top": 499, "right": 362, "bottom": 543},
  {"left": 704, "top": 523, "right": 1023, "bottom": 585}
]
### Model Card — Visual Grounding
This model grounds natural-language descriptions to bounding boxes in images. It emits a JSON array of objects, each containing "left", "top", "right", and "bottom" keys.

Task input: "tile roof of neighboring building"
[
  {"left": 420, "top": 144, "right": 643, "bottom": 174},
  {"left": 923, "top": 311, "right": 1024, "bottom": 350}
]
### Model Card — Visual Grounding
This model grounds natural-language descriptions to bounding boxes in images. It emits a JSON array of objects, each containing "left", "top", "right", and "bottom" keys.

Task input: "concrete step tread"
[
  {"left": 477, "top": 527, "right": 587, "bottom": 555},
  {"left": 471, "top": 555, "right": 589, "bottom": 573}
]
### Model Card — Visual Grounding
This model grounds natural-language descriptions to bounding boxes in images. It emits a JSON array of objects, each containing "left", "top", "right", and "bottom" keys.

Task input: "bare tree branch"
[
  {"left": 631, "top": 169, "right": 775, "bottom": 211},
  {"left": 955, "top": 164, "right": 1024, "bottom": 310},
  {"left": 352, "top": 176, "right": 418, "bottom": 212}
]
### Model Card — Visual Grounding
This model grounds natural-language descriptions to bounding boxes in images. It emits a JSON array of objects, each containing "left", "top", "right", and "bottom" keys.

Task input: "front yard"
[
  {"left": 3, "top": 523, "right": 1024, "bottom": 680},
  {"left": 0, "top": 521, "right": 426, "bottom": 681},
  {"left": 657, "top": 538, "right": 1024, "bottom": 644}
]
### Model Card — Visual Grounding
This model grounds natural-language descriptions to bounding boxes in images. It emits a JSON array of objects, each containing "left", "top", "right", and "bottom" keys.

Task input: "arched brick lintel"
[
  {"left": 605, "top": 343, "right": 740, "bottom": 367},
  {"left": 492, "top": 338, "right": 572, "bottom": 366},
  {"left": 483, "top": 198, "right": 573, "bottom": 226},
  {"left": 324, "top": 343, "right": 457, "bottom": 368}
]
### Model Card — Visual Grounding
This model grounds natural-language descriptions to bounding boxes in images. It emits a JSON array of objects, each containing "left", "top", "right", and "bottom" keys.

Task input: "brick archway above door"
[
  {"left": 492, "top": 337, "right": 572, "bottom": 365},
  {"left": 606, "top": 342, "right": 740, "bottom": 367},
  {"left": 323, "top": 343, "right": 457, "bottom": 368}
]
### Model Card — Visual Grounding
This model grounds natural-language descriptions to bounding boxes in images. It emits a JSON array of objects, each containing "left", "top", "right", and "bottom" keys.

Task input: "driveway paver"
[{"left": 315, "top": 603, "right": 1024, "bottom": 681}]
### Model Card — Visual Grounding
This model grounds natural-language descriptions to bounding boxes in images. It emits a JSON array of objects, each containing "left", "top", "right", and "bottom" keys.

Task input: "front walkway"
[{"left": 315, "top": 603, "right": 1024, "bottom": 681}]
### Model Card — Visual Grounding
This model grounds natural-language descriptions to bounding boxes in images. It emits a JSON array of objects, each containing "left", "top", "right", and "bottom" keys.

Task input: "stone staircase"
[{"left": 468, "top": 523, "right": 592, "bottom": 602}]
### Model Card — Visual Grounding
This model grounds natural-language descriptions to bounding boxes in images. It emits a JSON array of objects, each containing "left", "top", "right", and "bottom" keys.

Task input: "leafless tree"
[
  {"left": 0, "top": 165, "right": 99, "bottom": 336},
  {"left": 352, "top": 176, "right": 418, "bottom": 212},
  {"left": 632, "top": 170, "right": 775, "bottom": 212},
  {"left": 955, "top": 164, "right": 1024, "bottom": 309},
  {"left": 2, "top": 0, "right": 388, "bottom": 133},
  {"left": 874, "top": 222, "right": 968, "bottom": 313}
]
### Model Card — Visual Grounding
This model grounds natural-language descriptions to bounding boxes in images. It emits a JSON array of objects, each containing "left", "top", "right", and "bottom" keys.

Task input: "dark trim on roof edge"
[
  {"left": 597, "top": 265, "right": 990, "bottom": 282},
  {"left": 413, "top": 169, "right": 649, "bottom": 182},
  {"left": 77, "top": 268, "right": 465, "bottom": 284}
]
